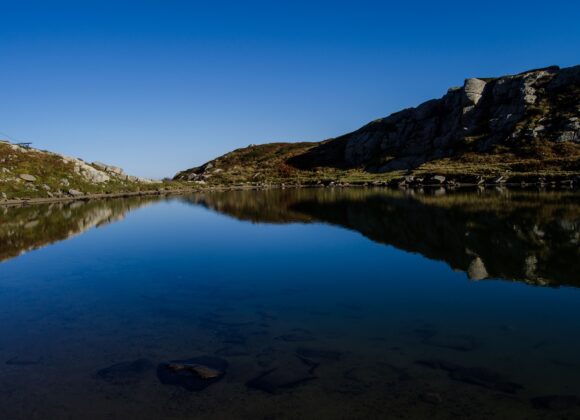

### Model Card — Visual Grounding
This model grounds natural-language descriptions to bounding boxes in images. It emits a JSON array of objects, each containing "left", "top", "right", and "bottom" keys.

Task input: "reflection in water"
[
  {"left": 0, "top": 197, "right": 160, "bottom": 263},
  {"left": 185, "top": 188, "right": 580, "bottom": 287},
  {"left": 0, "top": 189, "right": 580, "bottom": 419}
]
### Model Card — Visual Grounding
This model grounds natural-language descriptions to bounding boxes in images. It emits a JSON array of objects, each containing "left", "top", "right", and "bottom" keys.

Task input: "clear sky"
[{"left": 1, "top": 0, "right": 579, "bottom": 179}]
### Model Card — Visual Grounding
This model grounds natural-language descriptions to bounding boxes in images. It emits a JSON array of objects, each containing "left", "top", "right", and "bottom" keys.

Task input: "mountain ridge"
[{"left": 175, "top": 65, "right": 580, "bottom": 186}]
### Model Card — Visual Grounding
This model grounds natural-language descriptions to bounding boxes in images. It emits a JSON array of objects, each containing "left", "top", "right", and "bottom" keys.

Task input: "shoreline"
[{"left": 1, "top": 181, "right": 578, "bottom": 207}]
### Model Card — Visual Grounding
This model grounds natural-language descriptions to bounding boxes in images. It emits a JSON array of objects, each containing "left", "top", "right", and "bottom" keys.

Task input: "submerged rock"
[
  {"left": 96, "top": 358, "right": 154, "bottom": 385},
  {"left": 246, "top": 360, "right": 317, "bottom": 394},
  {"left": 166, "top": 363, "right": 222, "bottom": 379},
  {"left": 414, "top": 323, "right": 480, "bottom": 352},
  {"left": 415, "top": 359, "right": 523, "bottom": 394},
  {"left": 157, "top": 356, "right": 227, "bottom": 391}
]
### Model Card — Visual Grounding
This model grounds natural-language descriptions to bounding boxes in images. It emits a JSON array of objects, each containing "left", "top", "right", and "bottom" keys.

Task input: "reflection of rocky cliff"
[
  {"left": 0, "top": 197, "right": 160, "bottom": 262},
  {"left": 185, "top": 189, "right": 580, "bottom": 287}
]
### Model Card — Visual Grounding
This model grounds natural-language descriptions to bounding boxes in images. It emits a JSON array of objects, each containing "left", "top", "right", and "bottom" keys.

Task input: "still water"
[{"left": 0, "top": 188, "right": 579, "bottom": 419}]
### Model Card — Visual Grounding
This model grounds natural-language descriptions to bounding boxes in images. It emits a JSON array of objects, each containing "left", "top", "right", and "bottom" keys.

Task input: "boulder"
[
  {"left": 91, "top": 161, "right": 107, "bottom": 171},
  {"left": 429, "top": 175, "right": 446, "bottom": 184},
  {"left": 157, "top": 356, "right": 227, "bottom": 391},
  {"left": 92, "top": 161, "right": 123, "bottom": 175},
  {"left": 68, "top": 189, "right": 83, "bottom": 197},
  {"left": 557, "top": 131, "right": 579, "bottom": 142},
  {"left": 246, "top": 357, "right": 317, "bottom": 394},
  {"left": 106, "top": 165, "right": 124, "bottom": 175},
  {"left": 19, "top": 174, "right": 36, "bottom": 182},
  {"left": 96, "top": 359, "right": 154, "bottom": 385}
]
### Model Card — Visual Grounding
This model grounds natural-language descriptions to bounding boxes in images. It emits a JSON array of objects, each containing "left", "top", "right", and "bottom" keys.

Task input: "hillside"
[
  {"left": 0, "top": 141, "right": 162, "bottom": 200},
  {"left": 175, "top": 65, "right": 580, "bottom": 186}
]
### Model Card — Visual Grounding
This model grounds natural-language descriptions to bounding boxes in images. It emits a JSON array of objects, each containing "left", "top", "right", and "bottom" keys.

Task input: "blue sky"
[{"left": 1, "top": 0, "right": 579, "bottom": 179}]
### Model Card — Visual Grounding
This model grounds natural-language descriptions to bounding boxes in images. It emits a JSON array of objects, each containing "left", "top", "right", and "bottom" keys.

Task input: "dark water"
[{"left": 0, "top": 188, "right": 579, "bottom": 419}]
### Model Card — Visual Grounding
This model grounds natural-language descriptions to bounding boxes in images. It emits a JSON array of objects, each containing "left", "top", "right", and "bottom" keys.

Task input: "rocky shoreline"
[{"left": 2, "top": 178, "right": 578, "bottom": 208}]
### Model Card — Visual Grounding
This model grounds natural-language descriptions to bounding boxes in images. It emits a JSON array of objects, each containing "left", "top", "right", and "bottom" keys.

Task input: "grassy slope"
[
  {"left": 176, "top": 141, "right": 580, "bottom": 186},
  {"left": 175, "top": 142, "right": 408, "bottom": 185},
  {"left": 0, "top": 143, "right": 189, "bottom": 199}
]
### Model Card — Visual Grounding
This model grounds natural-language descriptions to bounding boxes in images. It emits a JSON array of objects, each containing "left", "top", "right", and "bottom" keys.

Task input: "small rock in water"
[
  {"left": 157, "top": 356, "right": 227, "bottom": 391},
  {"left": 96, "top": 358, "right": 154, "bottom": 385},
  {"left": 246, "top": 360, "right": 317, "bottom": 394},
  {"left": 166, "top": 363, "right": 221, "bottom": 379}
]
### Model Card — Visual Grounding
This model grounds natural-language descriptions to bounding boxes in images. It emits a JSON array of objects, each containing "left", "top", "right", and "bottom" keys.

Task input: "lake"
[{"left": 0, "top": 188, "right": 579, "bottom": 419}]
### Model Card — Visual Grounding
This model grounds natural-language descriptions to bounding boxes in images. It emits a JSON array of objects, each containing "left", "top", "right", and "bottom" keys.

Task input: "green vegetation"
[
  {"left": 174, "top": 140, "right": 580, "bottom": 187},
  {"left": 0, "top": 142, "right": 191, "bottom": 200},
  {"left": 175, "top": 142, "right": 407, "bottom": 186}
]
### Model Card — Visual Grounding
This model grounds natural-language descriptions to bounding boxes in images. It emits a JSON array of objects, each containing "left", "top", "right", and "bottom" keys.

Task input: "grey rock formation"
[
  {"left": 463, "top": 78, "right": 487, "bottom": 106},
  {"left": 339, "top": 65, "right": 580, "bottom": 171},
  {"left": 92, "top": 161, "right": 124, "bottom": 175},
  {"left": 19, "top": 174, "right": 36, "bottom": 182}
]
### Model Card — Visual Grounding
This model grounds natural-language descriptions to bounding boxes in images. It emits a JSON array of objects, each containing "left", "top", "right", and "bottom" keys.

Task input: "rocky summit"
[{"left": 175, "top": 65, "right": 580, "bottom": 186}]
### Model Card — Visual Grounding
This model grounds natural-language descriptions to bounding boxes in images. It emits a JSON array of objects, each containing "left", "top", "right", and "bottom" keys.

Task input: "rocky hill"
[
  {"left": 0, "top": 141, "right": 160, "bottom": 200},
  {"left": 175, "top": 65, "right": 580, "bottom": 186}
]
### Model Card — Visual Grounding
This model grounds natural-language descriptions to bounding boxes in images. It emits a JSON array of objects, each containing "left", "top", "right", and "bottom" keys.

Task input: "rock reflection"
[
  {"left": 0, "top": 197, "right": 160, "bottom": 262},
  {"left": 185, "top": 188, "right": 580, "bottom": 287}
]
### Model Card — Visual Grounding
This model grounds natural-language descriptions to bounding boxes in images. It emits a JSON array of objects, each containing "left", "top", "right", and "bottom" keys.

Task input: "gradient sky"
[{"left": 2, "top": 0, "right": 579, "bottom": 178}]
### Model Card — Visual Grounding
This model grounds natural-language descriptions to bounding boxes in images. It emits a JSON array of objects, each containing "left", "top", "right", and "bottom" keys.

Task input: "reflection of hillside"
[
  {"left": 184, "top": 189, "right": 580, "bottom": 287},
  {"left": 0, "top": 197, "right": 160, "bottom": 262}
]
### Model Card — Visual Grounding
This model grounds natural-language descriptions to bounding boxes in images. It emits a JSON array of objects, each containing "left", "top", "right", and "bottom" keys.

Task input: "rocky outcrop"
[
  {"left": 177, "top": 65, "right": 580, "bottom": 183},
  {"left": 339, "top": 65, "right": 580, "bottom": 171},
  {"left": 0, "top": 142, "right": 157, "bottom": 199}
]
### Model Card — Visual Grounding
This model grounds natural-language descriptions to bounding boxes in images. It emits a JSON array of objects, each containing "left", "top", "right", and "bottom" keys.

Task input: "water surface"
[{"left": 0, "top": 188, "right": 579, "bottom": 419}]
